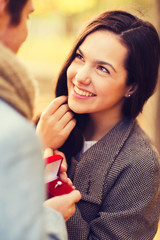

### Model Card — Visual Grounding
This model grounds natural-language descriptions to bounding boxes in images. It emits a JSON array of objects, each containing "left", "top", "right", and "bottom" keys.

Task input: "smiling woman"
[
  {"left": 67, "top": 30, "right": 129, "bottom": 123},
  {"left": 37, "top": 9, "right": 160, "bottom": 240}
]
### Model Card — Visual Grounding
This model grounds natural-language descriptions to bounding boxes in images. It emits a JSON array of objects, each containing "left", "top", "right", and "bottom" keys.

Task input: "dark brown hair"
[
  {"left": 55, "top": 10, "right": 160, "bottom": 162},
  {"left": 6, "top": 0, "right": 28, "bottom": 25}
]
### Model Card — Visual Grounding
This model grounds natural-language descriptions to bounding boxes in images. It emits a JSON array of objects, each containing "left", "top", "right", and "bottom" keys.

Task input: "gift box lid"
[{"left": 44, "top": 154, "right": 63, "bottom": 183}]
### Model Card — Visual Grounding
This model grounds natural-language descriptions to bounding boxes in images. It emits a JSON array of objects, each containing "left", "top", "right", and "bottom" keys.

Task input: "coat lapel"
[{"left": 73, "top": 118, "right": 136, "bottom": 204}]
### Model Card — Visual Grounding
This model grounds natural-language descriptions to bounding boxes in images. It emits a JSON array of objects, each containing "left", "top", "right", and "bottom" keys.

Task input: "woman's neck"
[{"left": 84, "top": 112, "right": 123, "bottom": 141}]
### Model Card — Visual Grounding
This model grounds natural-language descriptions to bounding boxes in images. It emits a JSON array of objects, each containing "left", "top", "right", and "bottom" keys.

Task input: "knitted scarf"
[{"left": 0, "top": 43, "right": 35, "bottom": 120}]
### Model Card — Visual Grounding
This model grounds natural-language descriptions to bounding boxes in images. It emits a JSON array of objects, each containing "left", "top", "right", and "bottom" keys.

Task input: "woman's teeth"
[{"left": 74, "top": 85, "right": 95, "bottom": 97}]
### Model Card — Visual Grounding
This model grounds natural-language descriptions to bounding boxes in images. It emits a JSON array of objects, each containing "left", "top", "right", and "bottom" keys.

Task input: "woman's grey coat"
[{"left": 67, "top": 118, "right": 160, "bottom": 240}]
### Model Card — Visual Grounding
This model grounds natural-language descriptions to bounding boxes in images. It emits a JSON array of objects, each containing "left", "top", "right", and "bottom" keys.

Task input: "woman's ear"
[{"left": 125, "top": 83, "right": 137, "bottom": 98}]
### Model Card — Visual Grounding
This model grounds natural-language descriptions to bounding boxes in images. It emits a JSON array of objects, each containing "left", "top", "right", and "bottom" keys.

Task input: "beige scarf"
[{"left": 0, "top": 43, "right": 35, "bottom": 120}]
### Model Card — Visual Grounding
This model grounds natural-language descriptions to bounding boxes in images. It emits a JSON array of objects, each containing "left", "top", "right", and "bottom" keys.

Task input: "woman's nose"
[{"left": 75, "top": 65, "right": 91, "bottom": 85}]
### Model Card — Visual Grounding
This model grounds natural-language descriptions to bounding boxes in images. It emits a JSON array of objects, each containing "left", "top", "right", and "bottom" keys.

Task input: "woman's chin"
[{"left": 68, "top": 102, "right": 84, "bottom": 114}]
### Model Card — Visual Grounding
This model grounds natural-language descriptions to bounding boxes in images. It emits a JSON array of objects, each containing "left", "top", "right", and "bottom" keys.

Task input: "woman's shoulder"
[
  {"left": 122, "top": 121, "right": 160, "bottom": 168},
  {"left": 130, "top": 121, "right": 158, "bottom": 153},
  {"left": 107, "top": 121, "right": 160, "bottom": 186}
]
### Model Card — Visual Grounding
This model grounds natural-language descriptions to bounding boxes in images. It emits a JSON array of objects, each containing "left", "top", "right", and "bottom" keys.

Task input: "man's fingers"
[
  {"left": 43, "top": 148, "right": 54, "bottom": 158},
  {"left": 68, "top": 190, "right": 81, "bottom": 203},
  {"left": 59, "top": 172, "right": 68, "bottom": 183},
  {"left": 54, "top": 150, "right": 67, "bottom": 169}
]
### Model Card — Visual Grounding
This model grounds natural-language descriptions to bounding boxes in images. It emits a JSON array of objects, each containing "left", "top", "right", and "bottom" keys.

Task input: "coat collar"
[
  {"left": 0, "top": 43, "right": 36, "bottom": 120},
  {"left": 73, "top": 118, "right": 136, "bottom": 204}
]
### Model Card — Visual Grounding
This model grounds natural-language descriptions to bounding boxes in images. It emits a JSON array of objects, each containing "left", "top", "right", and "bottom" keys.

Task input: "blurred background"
[{"left": 17, "top": 0, "right": 160, "bottom": 154}]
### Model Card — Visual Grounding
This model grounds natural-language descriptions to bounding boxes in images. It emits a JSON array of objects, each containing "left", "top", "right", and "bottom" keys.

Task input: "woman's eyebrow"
[
  {"left": 76, "top": 48, "right": 83, "bottom": 55},
  {"left": 95, "top": 60, "right": 117, "bottom": 73},
  {"left": 77, "top": 48, "right": 116, "bottom": 73}
]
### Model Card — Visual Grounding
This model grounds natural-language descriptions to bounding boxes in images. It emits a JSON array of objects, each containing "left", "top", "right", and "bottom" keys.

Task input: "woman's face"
[{"left": 67, "top": 30, "right": 131, "bottom": 120}]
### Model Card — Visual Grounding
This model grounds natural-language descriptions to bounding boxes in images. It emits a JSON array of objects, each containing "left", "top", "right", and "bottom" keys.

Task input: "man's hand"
[
  {"left": 43, "top": 148, "right": 73, "bottom": 187},
  {"left": 43, "top": 149, "right": 81, "bottom": 221},
  {"left": 55, "top": 150, "right": 73, "bottom": 187},
  {"left": 36, "top": 96, "right": 76, "bottom": 150},
  {"left": 44, "top": 190, "right": 81, "bottom": 221}
]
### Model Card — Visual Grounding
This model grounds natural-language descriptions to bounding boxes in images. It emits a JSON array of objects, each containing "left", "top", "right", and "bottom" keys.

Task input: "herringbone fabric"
[{"left": 67, "top": 118, "right": 160, "bottom": 240}]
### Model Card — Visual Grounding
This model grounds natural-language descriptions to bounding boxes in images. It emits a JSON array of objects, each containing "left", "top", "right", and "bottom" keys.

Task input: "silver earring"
[{"left": 128, "top": 94, "right": 131, "bottom": 97}]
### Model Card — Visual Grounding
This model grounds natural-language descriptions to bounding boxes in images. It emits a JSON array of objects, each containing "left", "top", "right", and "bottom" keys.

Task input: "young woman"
[{"left": 37, "top": 10, "right": 160, "bottom": 239}]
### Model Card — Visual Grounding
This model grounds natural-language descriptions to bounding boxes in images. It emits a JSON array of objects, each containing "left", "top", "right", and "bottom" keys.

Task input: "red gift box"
[{"left": 44, "top": 154, "right": 73, "bottom": 198}]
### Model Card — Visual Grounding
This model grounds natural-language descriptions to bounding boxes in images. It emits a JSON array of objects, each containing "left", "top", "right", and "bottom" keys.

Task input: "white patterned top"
[{"left": 82, "top": 141, "right": 97, "bottom": 153}]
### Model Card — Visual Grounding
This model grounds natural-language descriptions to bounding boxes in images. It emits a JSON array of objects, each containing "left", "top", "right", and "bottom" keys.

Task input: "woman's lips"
[{"left": 73, "top": 85, "right": 96, "bottom": 97}]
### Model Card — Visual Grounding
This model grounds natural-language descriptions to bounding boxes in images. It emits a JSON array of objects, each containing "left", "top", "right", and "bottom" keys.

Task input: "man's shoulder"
[
  {"left": 0, "top": 100, "right": 42, "bottom": 167},
  {"left": 0, "top": 100, "right": 37, "bottom": 143}
]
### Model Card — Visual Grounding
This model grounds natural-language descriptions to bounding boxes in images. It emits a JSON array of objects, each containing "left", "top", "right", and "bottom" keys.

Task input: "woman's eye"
[
  {"left": 98, "top": 66, "right": 110, "bottom": 74},
  {"left": 75, "top": 53, "right": 84, "bottom": 61}
]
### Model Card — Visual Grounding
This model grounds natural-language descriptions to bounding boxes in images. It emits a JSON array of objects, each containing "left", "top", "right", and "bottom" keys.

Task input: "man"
[{"left": 0, "top": 0, "right": 81, "bottom": 239}]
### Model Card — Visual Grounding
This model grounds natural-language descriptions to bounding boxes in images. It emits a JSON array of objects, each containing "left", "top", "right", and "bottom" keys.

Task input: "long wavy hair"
[{"left": 55, "top": 10, "right": 160, "bottom": 165}]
